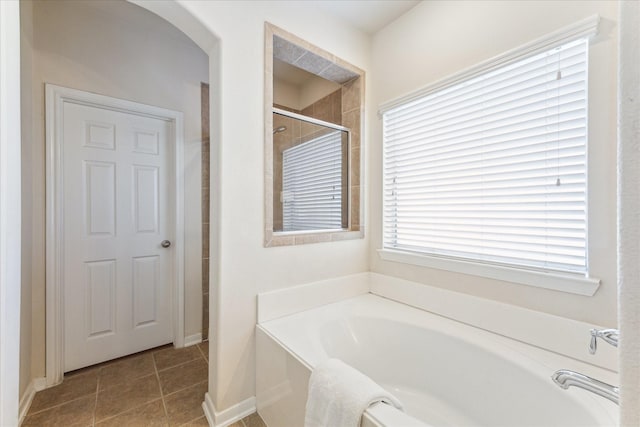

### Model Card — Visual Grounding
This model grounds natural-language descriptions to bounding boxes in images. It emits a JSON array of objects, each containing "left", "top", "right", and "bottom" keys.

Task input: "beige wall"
[
  {"left": 20, "top": 0, "right": 208, "bottom": 397},
  {"left": 75, "top": 0, "right": 619, "bottom": 417},
  {"left": 273, "top": 72, "right": 341, "bottom": 112},
  {"left": 370, "top": 0, "right": 619, "bottom": 327},
  {"left": 273, "top": 78, "right": 301, "bottom": 110}
]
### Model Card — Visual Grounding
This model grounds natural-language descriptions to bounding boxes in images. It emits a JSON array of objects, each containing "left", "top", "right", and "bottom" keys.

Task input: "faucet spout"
[{"left": 551, "top": 369, "right": 619, "bottom": 405}]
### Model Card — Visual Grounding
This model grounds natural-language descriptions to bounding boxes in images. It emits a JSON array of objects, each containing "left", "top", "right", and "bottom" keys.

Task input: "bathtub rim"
[{"left": 257, "top": 293, "right": 618, "bottom": 426}]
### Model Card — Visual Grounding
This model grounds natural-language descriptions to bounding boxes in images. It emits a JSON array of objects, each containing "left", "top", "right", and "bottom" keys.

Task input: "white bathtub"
[{"left": 256, "top": 293, "right": 618, "bottom": 427}]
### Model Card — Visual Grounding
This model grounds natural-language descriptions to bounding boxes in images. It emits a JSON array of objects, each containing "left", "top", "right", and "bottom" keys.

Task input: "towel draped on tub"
[{"left": 304, "top": 358, "right": 404, "bottom": 427}]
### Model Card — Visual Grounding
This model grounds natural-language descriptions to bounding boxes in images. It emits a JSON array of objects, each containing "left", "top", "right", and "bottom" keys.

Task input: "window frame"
[{"left": 378, "top": 15, "right": 601, "bottom": 296}]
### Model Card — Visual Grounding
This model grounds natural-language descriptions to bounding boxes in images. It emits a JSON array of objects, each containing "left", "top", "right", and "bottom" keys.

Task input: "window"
[
  {"left": 282, "top": 129, "right": 344, "bottom": 231},
  {"left": 382, "top": 38, "right": 589, "bottom": 275}
]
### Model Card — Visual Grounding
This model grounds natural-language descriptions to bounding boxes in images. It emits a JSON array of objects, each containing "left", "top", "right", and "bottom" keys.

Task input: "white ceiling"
[{"left": 308, "top": 0, "right": 421, "bottom": 34}]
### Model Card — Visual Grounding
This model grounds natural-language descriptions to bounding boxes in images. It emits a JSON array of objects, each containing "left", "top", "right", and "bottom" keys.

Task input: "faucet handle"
[{"left": 589, "top": 328, "right": 619, "bottom": 354}]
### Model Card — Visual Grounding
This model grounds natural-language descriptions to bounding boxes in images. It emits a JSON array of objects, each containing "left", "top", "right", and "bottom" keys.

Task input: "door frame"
[{"left": 45, "top": 84, "right": 186, "bottom": 386}]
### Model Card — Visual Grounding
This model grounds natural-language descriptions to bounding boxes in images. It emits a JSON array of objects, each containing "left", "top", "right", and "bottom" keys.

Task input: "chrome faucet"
[
  {"left": 551, "top": 370, "right": 619, "bottom": 405},
  {"left": 551, "top": 328, "right": 620, "bottom": 404},
  {"left": 589, "top": 328, "right": 619, "bottom": 354}
]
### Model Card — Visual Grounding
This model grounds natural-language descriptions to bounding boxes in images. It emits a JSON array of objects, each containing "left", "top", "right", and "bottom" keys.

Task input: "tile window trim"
[{"left": 264, "top": 22, "right": 365, "bottom": 247}]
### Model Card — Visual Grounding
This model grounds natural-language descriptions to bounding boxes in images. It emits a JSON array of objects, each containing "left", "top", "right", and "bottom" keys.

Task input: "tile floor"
[{"left": 23, "top": 343, "right": 267, "bottom": 427}]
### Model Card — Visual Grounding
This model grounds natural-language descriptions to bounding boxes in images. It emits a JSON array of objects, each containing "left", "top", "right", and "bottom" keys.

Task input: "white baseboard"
[
  {"left": 19, "top": 377, "right": 46, "bottom": 425},
  {"left": 203, "top": 392, "right": 256, "bottom": 427},
  {"left": 18, "top": 382, "right": 35, "bottom": 425},
  {"left": 184, "top": 332, "right": 203, "bottom": 347}
]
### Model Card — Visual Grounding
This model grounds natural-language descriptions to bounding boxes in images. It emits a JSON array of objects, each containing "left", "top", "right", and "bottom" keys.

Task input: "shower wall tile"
[
  {"left": 201, "top": 145, "right": 210, "bottom": 187},
  {"left": 202, "top": 187, "right": 209, "bottom": 223},
  {"left": 341, "top": 78, "right": 360, "bottom": 114},
  {"left": 294, "top": 233, "right": 332, "bottom": 245},
  {"left": 341, "top": 77, "right": 362, "bottom": 232},
  {"left": 351, "top": 185, "right": 360, "bottom": 230},
  {"left": 201, "top": 83, "right": 210, "bottom": 341},
  {"left": 329, "top": 91, "right": 342, "bottom": 124},
  {"left": 202, "top": 83, "right": 210, "bottom": 140},
  {"left": 319, "top": 63, "right": 359, "bottom": 85},
  {"left": 350, "top": 147, "right": 360, "bottom": 188},
  {"left": 293, "top": 51, "right": 334, "bottom": 77},
  {"left": 311, "top": 95, "right": 332, "bottom": 123},
  {"left": 342, "top": 110, "right": 360, "bottom": 147},
  {"left": 202, "top": 291, "right": 209, "bottom": 341},
  {"left": 202, "top": 258, "right": 209, "bottom": 294},
  {"left": 273, "top": 35, "right": 307, "bottom": 64},
  {"left": 299, "top": 89, "right": 342, "bottom": 126}
]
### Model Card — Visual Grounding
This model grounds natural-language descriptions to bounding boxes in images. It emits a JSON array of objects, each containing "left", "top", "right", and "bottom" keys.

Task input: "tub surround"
[
  {"left": 257, "top": 273, "right": 369, "bottom": 323},
  {"left": 370, "top": 274, "right": 618, "bottom": 371},
  {"left": 258, "top": 273, "right": 618, "bottom": 371}
]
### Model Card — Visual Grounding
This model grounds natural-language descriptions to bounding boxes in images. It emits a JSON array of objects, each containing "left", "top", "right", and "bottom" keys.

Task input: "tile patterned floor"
[{"left": 23, "top": 343, "right": 267, "bottom": 427}]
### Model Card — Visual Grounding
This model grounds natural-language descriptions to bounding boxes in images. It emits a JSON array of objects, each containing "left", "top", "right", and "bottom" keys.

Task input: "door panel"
[
  {"left": 132, "top": 255, "right": 160, "bottom": 328},
  {"left": 84, "top": 161, "right": 116, "bottom": 236},
  {"left": 63, "top": 102, "right": 173, "bottom": 372},
  {"left": 133, "top": 165, "right": 159, "bottom": 233},
  {"left": 85, "top": 259, "right": 116, "bottom": 338}
]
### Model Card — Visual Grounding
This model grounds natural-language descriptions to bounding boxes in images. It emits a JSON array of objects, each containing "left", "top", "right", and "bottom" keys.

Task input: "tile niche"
[{"left": 264, "top": 23, "right": 365, "bottom": 247}]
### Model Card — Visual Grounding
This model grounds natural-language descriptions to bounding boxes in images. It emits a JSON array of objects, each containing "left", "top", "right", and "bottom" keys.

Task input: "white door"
[{"left": 62, "top": 101, "right": 174, "bottom": 372}]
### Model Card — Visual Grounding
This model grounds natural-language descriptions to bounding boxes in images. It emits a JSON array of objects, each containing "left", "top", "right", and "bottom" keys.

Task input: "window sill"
[{"left": 377, "top": 249, "right": 601, "bottom": 296}]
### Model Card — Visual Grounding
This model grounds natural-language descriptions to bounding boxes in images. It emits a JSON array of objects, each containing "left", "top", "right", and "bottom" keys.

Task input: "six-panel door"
[{"left": 63, "top": 102, "right": 173, "bottom": 372}]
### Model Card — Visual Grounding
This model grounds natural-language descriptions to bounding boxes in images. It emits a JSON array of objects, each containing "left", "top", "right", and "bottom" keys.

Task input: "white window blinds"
[
  {"left": 282, "top": 130, "right": 343, "bottom": 231},
  {"left": 382, "top": 38, "right": 588, "bottom": 274}
]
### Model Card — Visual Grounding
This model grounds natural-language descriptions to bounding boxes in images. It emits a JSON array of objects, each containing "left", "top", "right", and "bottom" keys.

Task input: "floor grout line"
[
  {"left": 153, "top": 348, "right": 171, "bottom": 424},
  {"left": 195, "top": 342, "right": 207, "bottom": 361},
  {"left": 155, "top": 356, "right": 202, "bottom": 374},
  {"left": 162, "top": 380, "right": 208, "bottom": 400},
  {"left": 92, "top": 370, "right": 101, "bottom": 427}
]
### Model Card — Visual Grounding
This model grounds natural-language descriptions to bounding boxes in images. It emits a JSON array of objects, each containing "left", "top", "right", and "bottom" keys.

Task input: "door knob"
[{"left": 161, "top": 240, "right": 171, "bottom": 248}]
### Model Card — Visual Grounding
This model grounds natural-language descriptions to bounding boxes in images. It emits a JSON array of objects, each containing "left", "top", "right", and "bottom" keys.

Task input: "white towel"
[{"left": 304, "top": 358, "right": 403, "bottom": 427}]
